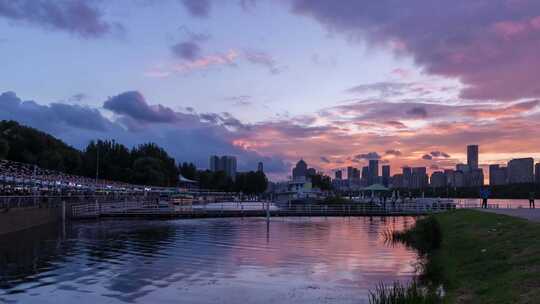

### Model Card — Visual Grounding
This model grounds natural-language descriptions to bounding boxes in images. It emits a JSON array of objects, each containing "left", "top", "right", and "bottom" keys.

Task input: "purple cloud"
[
  {"left": 171, "top": 41, "right": 202, "bottom": 61},
  {"left": 181, "top": 0, "right": 211, "bottom": 18},
  {"left": 320, "top": 156, "right": 330, "bottom": 163},
  {"left": 288, "top": 0, "right": 540, "bottom": 101},
  {"left": 244, "top": 50, "right": 282, "bottom": 74},
  {"left": 385, "top": 149, "right": 402, "bottom": 156},
  {"left": 0, "top": 90, "right": 288, "bottom": 175},
  {"left": 406, "top": 106, "right": 428, "bottom": 118},
  {"left": 0, "top": 0, "right": 119, "bottom": 38},
  {"left": 355, "top": 152, "right": 380, "bottom": 160},
  {"left": 104, "top": 91, "right": 178, "bottom": 123},
  {"left": 430, "top": 151, "right": 451, "bottom": 158}
]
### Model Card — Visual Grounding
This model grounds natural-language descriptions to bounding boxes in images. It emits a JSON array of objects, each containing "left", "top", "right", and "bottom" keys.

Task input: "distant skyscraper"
[
  {"left": 257, "top": 161, "right": 264, "bottom": 172},
  {"left": 456, "top": 163, "right": 469, "bottom": 173},
  {"left": 411, "top": 167, "right": 428, "bottom": 189},
  {"left": 368, "top": 159, "right": 379, "bottom": 185},
  {"left": 221, "top": 156, "right": 237, "bottom": 180},
  {"left": 536, "top": 163, "right": 540, "bottom": 184},
  {"left": 335, "top": 170, "right": 342, "bottom": 180},
  {"left": 444, "top": 169, "right": 455, "bottom": 187},
  {"left": 361, "top": 166, "right": 369, "bottom": 186},
  {"left": 382, "top": 165, "right": 390, "bottom": 187},
  {"left": 454, "top": 171, "right": 465, "bottom": 187},
  {"left": 489, "top": 164, "right": 507, "bottom": 186},
  {"left": 292, "top": 159, "right": 308, "bottom": 180},
  {"left": 347, "top": 166, "right": 354, "bottom": 180},
  {"left": 391, "top": 174, "right": 403, "bottom": 188},
  {"left": 210, "top": 155, "right": 237, "bottom": 180},
  {"left": 209, "top": 155, "right": 220, "bottom": 172},
  {"left": 469, "top": 169, "right": 484, "bottom": 187},
  {"left": 467, "top": 145, "right": 479, "bottom": 170},
  {"left": 507, "top": 158, "right": 534, "bottom": 184},
  {"left": 402, "top": 167, "right": 412, "bottom": 188},
  {"left": 430, "top": 171, "right": 446, "bottom": 188}
]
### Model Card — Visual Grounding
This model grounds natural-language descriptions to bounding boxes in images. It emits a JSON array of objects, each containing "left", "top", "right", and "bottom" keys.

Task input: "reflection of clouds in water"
[{"left": 1, "top": 217, "right": 418, "bottom": 304}]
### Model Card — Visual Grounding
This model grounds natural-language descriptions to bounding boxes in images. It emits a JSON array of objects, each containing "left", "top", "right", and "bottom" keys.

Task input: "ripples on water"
[{"left": 0, "top": 217, "right": 418, "bottom": 304}]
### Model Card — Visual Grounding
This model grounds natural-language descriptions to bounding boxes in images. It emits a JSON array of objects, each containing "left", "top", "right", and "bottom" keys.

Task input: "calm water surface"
[{"left": 0, "top": 217, "right": 418, "bottom": 304}]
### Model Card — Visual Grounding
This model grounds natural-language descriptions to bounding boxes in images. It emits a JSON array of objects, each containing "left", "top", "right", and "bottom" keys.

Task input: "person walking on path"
[{"left": 529, "top": 192, "right": 536, "bottom": 209}]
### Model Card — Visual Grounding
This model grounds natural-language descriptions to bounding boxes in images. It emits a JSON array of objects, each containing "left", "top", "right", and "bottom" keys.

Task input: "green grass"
[{"left": 429, "top": 210, "right": 540, "bottom": 303}]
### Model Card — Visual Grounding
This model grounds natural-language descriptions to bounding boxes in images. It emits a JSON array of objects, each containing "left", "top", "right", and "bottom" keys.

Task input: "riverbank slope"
[{"left": 432, "top": 210, "right": 540, "bottom": 303}]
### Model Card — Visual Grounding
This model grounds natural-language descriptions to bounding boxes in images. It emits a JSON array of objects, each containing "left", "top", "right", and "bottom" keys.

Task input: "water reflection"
[{"left": 0, "top": 217, "right": 418, "bottom": 304}]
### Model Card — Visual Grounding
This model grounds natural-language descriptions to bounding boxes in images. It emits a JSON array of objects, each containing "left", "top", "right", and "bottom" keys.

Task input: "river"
[{"left": 0, "top": 217, "right": 418, "bottom": 304}]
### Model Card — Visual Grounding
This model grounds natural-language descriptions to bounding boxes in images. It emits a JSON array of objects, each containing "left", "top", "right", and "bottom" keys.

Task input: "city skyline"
[{"left": 2, "top": 1, "right": 540, "bottom": 180}]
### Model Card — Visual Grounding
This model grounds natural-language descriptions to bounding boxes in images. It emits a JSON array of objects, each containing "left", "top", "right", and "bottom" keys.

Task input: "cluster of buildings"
[
  {"left": 333, "top": 159, "right": 391, "bottom": 189},
  {"left": 489, "top": 158, "right": 540, "bottom": 186},
  {"left": 332, "top": 145, "right": 540, "bottom": 190},
  {"left": 209, "top": 155, "right": 238, "bottom": 180},
  {"left": 421, "top": 145, "right": 484, "bottom": 188},
  {"left": 208, "top": 155, "right": 265, "bottom": 181}
]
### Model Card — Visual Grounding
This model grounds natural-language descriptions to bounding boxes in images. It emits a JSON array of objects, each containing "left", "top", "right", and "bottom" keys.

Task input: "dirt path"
[{"left": 478, "top": 208, "right": 540, "bottom": 222}]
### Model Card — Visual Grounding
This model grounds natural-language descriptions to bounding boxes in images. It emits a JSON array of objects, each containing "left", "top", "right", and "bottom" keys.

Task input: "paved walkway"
[{"left": 478, "top": 208, "right": 540, "bottom": 222}]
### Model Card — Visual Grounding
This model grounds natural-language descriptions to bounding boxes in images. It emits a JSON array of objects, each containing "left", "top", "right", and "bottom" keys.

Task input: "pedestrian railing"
[{"left": 68, "top": 200, "right": 456, "bottom": 219}]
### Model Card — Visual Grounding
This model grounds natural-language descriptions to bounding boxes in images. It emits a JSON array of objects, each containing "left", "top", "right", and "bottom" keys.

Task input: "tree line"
[
  {"left": 179, "top": 162, "right": 268, "bottom": 194},
  {"left": 0, "top": 120, "right": 268, "bottom": 193}
]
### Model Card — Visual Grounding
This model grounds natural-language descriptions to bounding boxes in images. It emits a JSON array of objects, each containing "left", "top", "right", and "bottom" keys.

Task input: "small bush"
[{"left": 391, "top": 216, "right": 442, "bottom": 255}]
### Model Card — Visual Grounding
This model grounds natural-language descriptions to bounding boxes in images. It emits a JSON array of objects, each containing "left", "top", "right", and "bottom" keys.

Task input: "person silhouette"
[
  {"left": 529, "top": 192, "right": 535, "bottom": 209},
  {"left": 480, "top": 188, "right": 490, "bottom": 209}
]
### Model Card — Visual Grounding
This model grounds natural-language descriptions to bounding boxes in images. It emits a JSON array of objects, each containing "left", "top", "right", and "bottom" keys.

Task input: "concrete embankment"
[{"left": 0, "top": 206, "right": 62, "bottom": 235}]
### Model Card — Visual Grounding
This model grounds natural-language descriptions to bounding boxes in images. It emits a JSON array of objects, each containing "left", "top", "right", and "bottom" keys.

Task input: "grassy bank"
[{"left": 417, "top": 210, "right": 540, "bottom": 303}]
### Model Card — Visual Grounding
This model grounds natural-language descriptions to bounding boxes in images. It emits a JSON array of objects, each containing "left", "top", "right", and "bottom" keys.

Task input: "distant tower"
[
  {"left": 382, "top": 165, "right": 390, "bottom": 187},
  {"left": 467, "top": 145, "right": 479, "bottom": 170},
  {"left": 257, "top": 161, "right": 264, "bottom": 172},
  {"left": 292, "top": 159, "right": 308, "bottom": 180},
  {"left": 209, "top": 155, "right": 220, "bottom": 172},
  {"left": 368, "top": 159, "right": 379, "bottom": 185},
  {"left": 335, "top": 170, "right": 342, "bottom": 180}
]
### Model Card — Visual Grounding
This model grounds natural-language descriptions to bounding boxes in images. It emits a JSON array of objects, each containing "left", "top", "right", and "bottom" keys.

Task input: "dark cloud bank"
[{"left": 0, "top": 91, "right": 287, "bottom": 174}]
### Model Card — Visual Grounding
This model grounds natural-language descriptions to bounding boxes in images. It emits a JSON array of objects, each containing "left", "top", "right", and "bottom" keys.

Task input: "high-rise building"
[
  {"left": 467, "top": 145, "right": 479, "bottom": 170},
  {"left": 402, "top": 167, "right": 412, "bottom": 188},
  {"left": 411, "top": 167, "right": 428, "bottom": 189},
  {"left": 257, "top": 162, "right": 264, "bottom": 172},
  {"left": 456, "top": 163, "right": 469, "bottom": 173},
  {"left": 454, "top": 171, "right": 465, "bottom": 187},
  {"left": 382, "top": 165, "right": 390, "bottom": 187},
  {"left": 489, "top": 164, "right": 507, "bottom": 186},
  {"left": 535, "top": 163, "right": 540, "bottom": 184},
  {"left": 335, "top": 170, "right": 342, "bottom": 180},
  {"left": 368, "top": 159, "right": 379, "bottom": 185},
  {"left": 507, "top": 158, "right": 534, "bottom": 184},
  {"left": 209, "top": 155, "right": 220, "bottom": 172},
  {"left": 444, "top": 169, "right": 455, "bottom": 187},
  {"left": 292, "top": 159, "right": 308, "bottom": 180},
  {"left": 347, "top": 166, "right": 355, "bottom": 180},
  {"left": 361, "top": 166, "right": 369, "bottom": 186},
  {"left": 391, "top": 174, "right": 403, "bottom": 188},
  {"left": 221, "top": 156, "right": 237, "bottom": 180},
  {"left": 210, "top": 155, "right": 237, "bottom": 180},
  {"left": 469, "top": 169, "right": 484, "bottom": 187},
  {"left": 430, "top": 171, "right": 446, "bottom": 188}
]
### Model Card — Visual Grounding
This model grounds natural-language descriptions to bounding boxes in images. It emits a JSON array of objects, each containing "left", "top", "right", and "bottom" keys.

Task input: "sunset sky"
[{"left": 1, "top": 0, "right": 540, "bottom": 180}]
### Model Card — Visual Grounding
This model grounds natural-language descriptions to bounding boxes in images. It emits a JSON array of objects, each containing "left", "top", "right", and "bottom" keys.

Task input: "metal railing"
[{"left": 69, "top": 200, "right": 456, "bottom": 219}]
